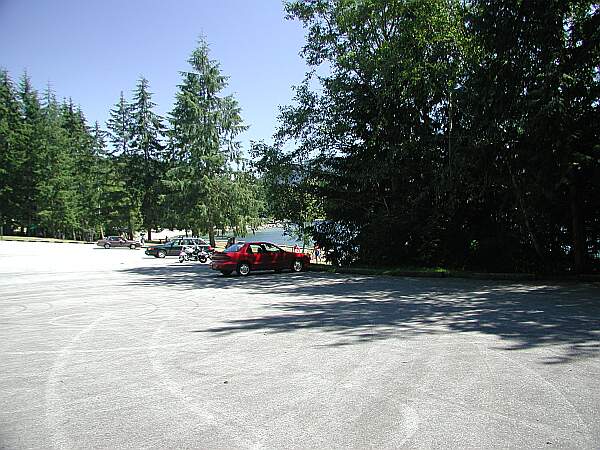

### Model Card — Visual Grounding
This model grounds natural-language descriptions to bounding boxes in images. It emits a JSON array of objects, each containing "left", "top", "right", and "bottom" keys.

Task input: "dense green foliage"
[
  {"left": 166, "top": 39, "right": 263, "bottom": 246},
  {"left": 258, "top": 0, "right": 599, "bottom": 272},
  {"left": 0, "top": 40, "right": 264, "bottom": 240},
  {"left": 251, "top": 141, "right": 322, "bottom": 250},
  {"left": 0, "top": 71, "right": 108, "bottom": 239},
  {"left": 2, "top": 4, "right": 598, "bottom": 275},
  {"left": 106, "top": 78, "right": 168, "bottom": 239}
]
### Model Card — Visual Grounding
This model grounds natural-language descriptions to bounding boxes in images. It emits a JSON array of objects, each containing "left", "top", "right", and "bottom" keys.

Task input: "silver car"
[{"left": 96, "top": 236, "right": 141, "bottom": 249}]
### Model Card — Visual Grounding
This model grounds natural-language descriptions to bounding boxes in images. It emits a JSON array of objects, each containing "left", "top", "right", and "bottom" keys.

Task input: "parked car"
[
  {"left": 145, "top": 237, "right": 213, "bottom": 258},
  {"left": 166, "top": 235, "right": 203, "bottom": 242},
  {"left": 97, "top": 236, "right": 141, "bottom": 249},
  {"left": 210, "top": 241, "right": 310, "bottom": 276}
]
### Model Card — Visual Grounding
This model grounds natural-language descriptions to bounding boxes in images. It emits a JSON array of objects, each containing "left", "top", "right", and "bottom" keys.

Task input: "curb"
[
  {"left": 0, "top": 237, "right": 95, "bottom": 244},
  {"left": 446, "top": 271, "right": 536, "bottom": 281}
]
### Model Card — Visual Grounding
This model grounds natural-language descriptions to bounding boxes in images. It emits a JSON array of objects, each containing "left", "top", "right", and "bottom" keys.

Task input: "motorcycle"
[
  {"left": 178, "top": 246, "right": 190, "bottom": 263},
  {"left": 179, "top": 245, "right": 210, "bottom": 263},
  {"left": 194, "top": 246, "right": 210, "bottom": 263}
]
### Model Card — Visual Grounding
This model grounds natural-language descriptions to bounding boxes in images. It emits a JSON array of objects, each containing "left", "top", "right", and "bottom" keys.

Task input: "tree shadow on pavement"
[{"left": 120, "top": 264, "right": 600, "bottom": 364}]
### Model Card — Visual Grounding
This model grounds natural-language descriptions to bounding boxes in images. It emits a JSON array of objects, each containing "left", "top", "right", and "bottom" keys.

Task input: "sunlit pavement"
[{"left": 1, "top": 241, "right": 599, "bottom": 449}]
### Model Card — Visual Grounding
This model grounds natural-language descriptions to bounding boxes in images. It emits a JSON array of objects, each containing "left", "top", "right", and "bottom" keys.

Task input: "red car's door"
[
  {"left": 245, "top": 244, "right": 265, "bottom": 269},
  {"left": 262, "top": 243, "right": 284, "bottom": 269}
]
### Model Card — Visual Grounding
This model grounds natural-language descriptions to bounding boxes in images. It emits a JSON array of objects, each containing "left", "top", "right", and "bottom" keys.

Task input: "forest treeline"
[
  {"left": 1, "top": 1, "right": 599, "bottom": 273},
  {"left": 0, "top": 39, "right": 264, "bottom": 246},
  {"left": 254, "top": 0, "right": 600, "bottom": 274}
]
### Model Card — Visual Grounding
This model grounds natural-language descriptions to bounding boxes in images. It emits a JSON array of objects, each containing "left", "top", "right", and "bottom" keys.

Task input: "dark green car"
[{"left": 145, "top": 238, "right": 213, "bottom": 258}]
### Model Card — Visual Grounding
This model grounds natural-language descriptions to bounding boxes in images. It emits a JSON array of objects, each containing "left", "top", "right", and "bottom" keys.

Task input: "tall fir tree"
[
  {"left": 16, "top": 73, "right": 44, "bottom": 235},
  {"left": 106, "top": 91, "right": 132, "bottom": 156},
  {"left": 87, "top": 121, "right": 110, "bottom": 238},
  {"left": 129, "top": 76, "right": 166, "bottom": 240},
  {"left": 106, "top": 91, "right": 139, "bottom": 237},
  {"left": 168, "top": 38, "right": 248, "bottom": 245},
  {"left": 62, "top": 101, "right": 100, "bottom": 240},
  {"left": 0, "top": 70, "right": 24, "bottom": 234},
  {"left": 36, "top": 87, "right": 75, "bottom": 238}
]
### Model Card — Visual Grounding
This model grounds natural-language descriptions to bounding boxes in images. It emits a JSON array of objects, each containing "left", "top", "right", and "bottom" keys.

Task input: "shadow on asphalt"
[{"left": 119, "top": 264, "right": 600, "bottom": 364}]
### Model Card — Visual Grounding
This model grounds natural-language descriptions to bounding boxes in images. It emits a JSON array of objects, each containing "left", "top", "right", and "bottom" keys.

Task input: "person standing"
[{"left": 314, "top": 243, "right": 321, "bottom": 263}]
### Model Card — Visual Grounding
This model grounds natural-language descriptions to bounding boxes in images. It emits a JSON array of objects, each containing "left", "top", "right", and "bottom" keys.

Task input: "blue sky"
[{"left": 0, "top": 0, "right": 309, "bottom": 149}]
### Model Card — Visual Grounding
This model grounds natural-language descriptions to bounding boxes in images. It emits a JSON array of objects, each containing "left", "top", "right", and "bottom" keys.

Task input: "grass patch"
[
  {"left": 310, "top": 263, "right": 449, "bottom": 277},
  {"left": 380, "top": 266, "right": 448, "bottom": 275}
]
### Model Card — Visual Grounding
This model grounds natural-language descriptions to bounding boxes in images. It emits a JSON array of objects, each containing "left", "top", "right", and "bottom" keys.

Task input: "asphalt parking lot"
[{"left": 1, "top": 241, "right": 599, "bottom": 449}]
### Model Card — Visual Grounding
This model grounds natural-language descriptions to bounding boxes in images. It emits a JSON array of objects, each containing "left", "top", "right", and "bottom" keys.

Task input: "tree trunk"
[
  {"left": 208, "top": 226, "right": 216, "bottom": 248},
  {"left": 128, "top": 215, "right": 134, "bottom": 240},
  {"left": 508, "top": 165, "right": 545, "bottom": 265},
  {"left": 147, "top": 228, "right": 152, "bottom": 241},
  {"left": 569, "top": 182, "right": 585, "bottom": 274}
]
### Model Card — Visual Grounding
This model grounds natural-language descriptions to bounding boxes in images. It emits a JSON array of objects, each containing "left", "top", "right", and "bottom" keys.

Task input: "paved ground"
[{"left": 1, "top": 241, "right": 599, "bottom": 449}]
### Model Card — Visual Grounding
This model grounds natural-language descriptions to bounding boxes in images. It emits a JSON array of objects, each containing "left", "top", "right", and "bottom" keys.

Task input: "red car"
[{"left": 210, "top": 242, "right": 310, "bottom": 276}]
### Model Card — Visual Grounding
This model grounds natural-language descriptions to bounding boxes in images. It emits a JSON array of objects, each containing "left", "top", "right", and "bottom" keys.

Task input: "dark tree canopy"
[{"left": 266, "top": 0, "right": 600, "bottom": 272}]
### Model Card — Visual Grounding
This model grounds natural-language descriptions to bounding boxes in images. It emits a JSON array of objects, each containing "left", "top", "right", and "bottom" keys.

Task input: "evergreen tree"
[
  {"left": 0, "top": 70, "right": 24, "bottom": 234},
  {"left": 86, "top": 121, "right": 132, "bottom": 240},
  {"left": 129, "top": 76, "right": 167, "bottom": 240},
  {"left": 16, "top": 73, "right": 44, "bottom": 235},
  {"left": 62, "top": 101, "right": 100, "bottom": 240},
  {"left": 106, "top": 91, "right": 132, "bottom": 156},
  {"left": 36, "top": 89, "right": 76, "bottom": 238},
  {"left": 106, "top": 91, "right": 139, "bottom": 238},
  {"left": 87, "top": 121, "right": 111, "bottom": 238},
  {"left": 168, "top": 38, "right": 248, "bottom": 246}
]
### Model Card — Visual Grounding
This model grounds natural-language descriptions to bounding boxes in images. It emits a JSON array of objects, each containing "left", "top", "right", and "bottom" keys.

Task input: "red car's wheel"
[
  {"left": 237, "top": 262, "right": 251, "bottom": 276},
  {"left": 292, "top": 259, "right": 304, "bottom": 272},
  {"left": 104, "top": 243, "right": 110, "bottom": 249}
]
